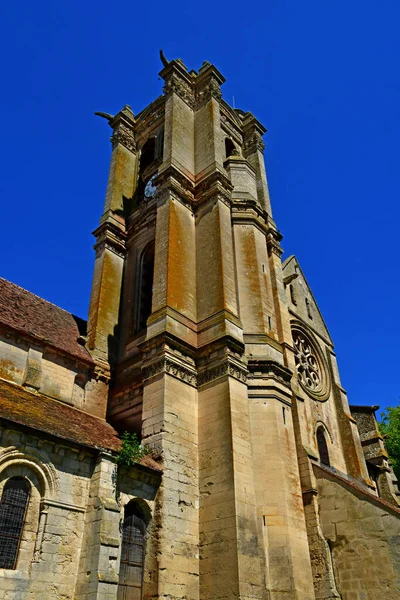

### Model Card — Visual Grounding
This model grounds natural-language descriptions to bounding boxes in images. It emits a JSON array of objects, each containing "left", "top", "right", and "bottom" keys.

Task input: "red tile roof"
[
  {"left": 0, "top": 278, "right": 93, "bottom": 363},
  {"left": 0, "top": 378, "right": 121, "bottom": 451},
  {"left": 0, "top": 379, "right": 162, "bottom": 472}
]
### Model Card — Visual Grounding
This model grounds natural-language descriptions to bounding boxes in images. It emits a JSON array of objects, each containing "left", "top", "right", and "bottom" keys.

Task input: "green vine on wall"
[{"left": 116, "top": 432, "right": 149, "bottom": 467}]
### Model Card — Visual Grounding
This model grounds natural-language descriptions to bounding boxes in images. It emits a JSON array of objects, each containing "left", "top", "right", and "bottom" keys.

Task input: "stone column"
[
  {"left": 197, "top": 347, "right": 264, "bottom": 600},
  {"left": 141, "top": 343, "right": 199, "bottom": 600},
  {"left": 76, "top": 452, "right": 121, "bottom": 600}
]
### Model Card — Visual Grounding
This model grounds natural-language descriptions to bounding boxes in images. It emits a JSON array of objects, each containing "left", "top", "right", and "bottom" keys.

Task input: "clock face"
[{"left": 144, "top": 175, "right": 157, "bottom": 199}]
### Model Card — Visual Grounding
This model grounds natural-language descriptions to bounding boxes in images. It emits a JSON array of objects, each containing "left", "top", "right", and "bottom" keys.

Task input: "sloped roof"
[
  {"left": 0, "top": 379, "right": 162, "bottom": 472},
  {"left": 0, "top": 378, "right": 121, "bottom": 451},
  {"left": 282, "top": 255, "right": 333, "bottom": 345},
  {"left": 0, "top": 278, "right": 93, "bottom": 363}
]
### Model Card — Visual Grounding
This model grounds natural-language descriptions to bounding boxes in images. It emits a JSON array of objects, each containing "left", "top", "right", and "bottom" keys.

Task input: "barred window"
[
  {"left": 118, "top": 502, "right": 147, "bottom": 600},
  {"left": 0, "top": 477, "right": 30, "bottom": 569}
]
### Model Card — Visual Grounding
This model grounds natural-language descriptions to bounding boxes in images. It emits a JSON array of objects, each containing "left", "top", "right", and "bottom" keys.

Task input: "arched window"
[
  {"left": 118, "top": 502, "right": 147, "bottom": 600},
  {"left": 225, "top": 137, "right": 236, "bottom": 158},
  {"left": 135, "top": 243, "right": 155, "bottom": 333},
  {"left": 0, "top": 477, "right": 30, "bottom": 569},
  {"left": 316, "top": 426, "right": 330, "bottom": 466}
]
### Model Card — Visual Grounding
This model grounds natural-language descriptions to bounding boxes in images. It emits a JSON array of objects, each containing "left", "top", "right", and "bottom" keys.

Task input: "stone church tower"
[
  {"left": 86, "top": 55, "right": 400, "bottom": 599},
  {"left": 0, "top": 54, "right": 399, "bottom": 600}
]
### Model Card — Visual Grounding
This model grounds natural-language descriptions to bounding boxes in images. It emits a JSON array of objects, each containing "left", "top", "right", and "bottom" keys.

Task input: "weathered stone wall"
[
  {"left": 0, "top": 423, "right": 159, "bottom": 600},
  {"left": 315, "top": 465, "right": 400, "bottom": 599},
  {"left": 0, "top": 424, "right": 93, "bottom": 600},
  {"left": 0, "top": 332, "right": 106, "bottom": 418}
]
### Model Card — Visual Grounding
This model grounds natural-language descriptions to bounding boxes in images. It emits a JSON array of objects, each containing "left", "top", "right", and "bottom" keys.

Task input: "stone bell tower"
[{"left": 86, "top": 53, "right": 400, "bottom": 600}]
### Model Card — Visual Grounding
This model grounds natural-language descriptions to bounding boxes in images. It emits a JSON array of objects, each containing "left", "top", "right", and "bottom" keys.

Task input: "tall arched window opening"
[
  {"left": 118, "top": 502, "right": 147, "bottom": 600},
  {"left": 225, "top": 137, "right": 236, "bottom": 158},
  {"left": 0, "top": 477, "right": 31, "bottom": 569},
  {"left": 316, "top": 427, "right": 330, "bottom": 466},
  {"left": 135, "top": 243, "right": 155, "bottom": 333}
]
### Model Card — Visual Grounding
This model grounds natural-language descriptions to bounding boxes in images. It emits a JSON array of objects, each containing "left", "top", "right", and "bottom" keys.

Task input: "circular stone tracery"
[{"left": 292, "top": 328, "right": 330, "bottom": 400}]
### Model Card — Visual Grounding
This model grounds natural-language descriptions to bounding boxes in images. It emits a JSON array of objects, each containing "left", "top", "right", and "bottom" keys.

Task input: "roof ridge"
[{"left": 0, "top": 277, "right": 85, "bottom": 322}]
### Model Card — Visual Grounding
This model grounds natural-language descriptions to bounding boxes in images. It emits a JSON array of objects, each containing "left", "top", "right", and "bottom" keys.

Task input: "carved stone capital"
[
  {"left": 110, "top": 106, "right": 136, "bottom": 153},
  {"left": 266, "top": 229, "right": 283, "bottom": 257},
  {"left": 142, "top": 356, "right": 197, "bottom": 387},
  {"left": 243, "top": 131, "right": 265, "bottom": 155},
  {"left": 242, "top": 113, "right": 267, "bottom": 156},
  {"left": 111, "top": 122, "right": 136, "bottom": 152},
  {"left": 197, "top": 356, "right": 248, "bottom": 386},
  {"left": 161, "top": 60, "right": 195, "bottom": 110}
]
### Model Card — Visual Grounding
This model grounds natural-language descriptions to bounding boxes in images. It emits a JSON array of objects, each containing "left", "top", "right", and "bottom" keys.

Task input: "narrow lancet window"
[
  {"left": 0, "top": 477, "right": 30, "bottom": 569},
  {"left": 136, "top": 243, "right": 155, "bottom": 333},
  {"left": 316, "top": 426, "right": 330, "bottom": 466},
  {"left": 118, "top": 502, "right": 147, "bottom": 600}
]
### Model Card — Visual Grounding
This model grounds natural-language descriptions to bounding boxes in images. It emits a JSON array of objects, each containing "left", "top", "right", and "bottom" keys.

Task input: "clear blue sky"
[{"left": 1, "top": 1, "right": 399, "bottom": 415}]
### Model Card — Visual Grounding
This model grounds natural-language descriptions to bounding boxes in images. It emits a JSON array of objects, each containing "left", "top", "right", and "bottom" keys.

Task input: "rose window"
[{"left": 292, "top": 328, "right": 330, "bottom": 400}]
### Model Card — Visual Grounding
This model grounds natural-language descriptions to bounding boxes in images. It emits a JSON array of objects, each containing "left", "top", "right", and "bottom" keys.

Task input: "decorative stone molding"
[
  {"left": 163, "top": 72, "right": 195, "bottom": 109},
  {"left": 110, "top": 105, "right": 136, "bottom": 153},
  {"left": 291, "top": 326, "right": 330, "bottom": 401},
  {"left": 111, "top": 122, "right": 136, "bottom": 152},
  {"left": 195, "top": 77, "right": 222, "bottom": 109},
  {"left": 154, "top": 166, "right": 195, "bottom": 210},
  {"left": 242, "top": 113, "right": 267, "bottom": 156},
  {"left": 220, "top": 108, "right": 244, "bottom": 145},
  {"left": 266, "top": 229, "right": 283, "bottom": 257},
  {"left": 243, "top": 131, "right": 265, "bottom": 154},
  {"left": 197, "top": 358, "right": 248, "bottom": 386},
  {"left": 195, "top": 170, "right": 233, "bottom": 207},
  {"left": 0, "top": 447, "right": 60, "bottom": 499},
  {"left": 93, "top": 222, "right": 127, "bottom": 259},
  {"left": 247, "top": 359, "right": 292, "bottom": 387},
  {"left": 143, "top": 356, "right": 197, "bottom": 387}
]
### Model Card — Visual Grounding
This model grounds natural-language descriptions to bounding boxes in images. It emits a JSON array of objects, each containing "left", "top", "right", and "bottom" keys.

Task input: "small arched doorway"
[
  {"left": 117, "top": 502, "right": 147, "bottom": 600},
  {"left": 316, "top": 426, "right": 330, "bottom": 466}
]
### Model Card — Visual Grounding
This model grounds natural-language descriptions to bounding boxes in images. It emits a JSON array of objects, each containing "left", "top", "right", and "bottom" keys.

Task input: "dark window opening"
[
  {"left": 140, "top": 138, "right": 156, "bottom": 173},
  {"left": 136, "top": 132, "right": 164, "bottom": 206},
  {"left": 118, "top": 502, "right": 147, "bottom": 600},
  {"left": 290, "top": 284, "right": 297, "bottom": 306},
  {"left": 136, "top": 243, "right": 155, "bottom": 333},
  {"left": 316, "top": 427, "right": 330, "bottom": 466},
  {"left": 0, "top": 477, "right": 30, "bottom": 569},
  {"left": 305, "top": 297, "right": 313, "bottom": 319},
  {"left": 225, "top": 137, "right": 236, "bottom": 158}
]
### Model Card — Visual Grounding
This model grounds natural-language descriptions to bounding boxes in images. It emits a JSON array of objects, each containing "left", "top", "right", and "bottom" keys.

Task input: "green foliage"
[
  {"left": 379, "top": 406, "right": 400, "bottom": 480},
  {"left": 116, "top": 431, "right": 148, "bottom": 467}
]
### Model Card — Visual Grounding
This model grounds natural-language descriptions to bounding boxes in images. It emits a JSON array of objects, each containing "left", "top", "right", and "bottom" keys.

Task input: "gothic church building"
[{"left": 0, "top": 55, "right": 399, "bottom": 600}]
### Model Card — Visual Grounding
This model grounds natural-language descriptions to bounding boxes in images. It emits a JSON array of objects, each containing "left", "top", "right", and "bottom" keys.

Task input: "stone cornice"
[
  {"left": 142, "top": 355, "right": 197, "bottom": 387},
  {"left": 247, "top": 359, "right": 292, "bottom": 386},
  {"left": 231, "top": 200, "right": 269, "bottom": 234},
  {"left": 266, "top": 229, "right": 284, "bottom": 258},
  {"left": 155, "top": 165, "right": 195, "bottom": 210},
  {"left": 92, "top": 222, "right": 127, "bottom": 259},
  {"left": 197, "top": 356, "right": 248, "bottom": 386},
  {"left": 195, "top": 170, "right": 233, "bottom": 207}
]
